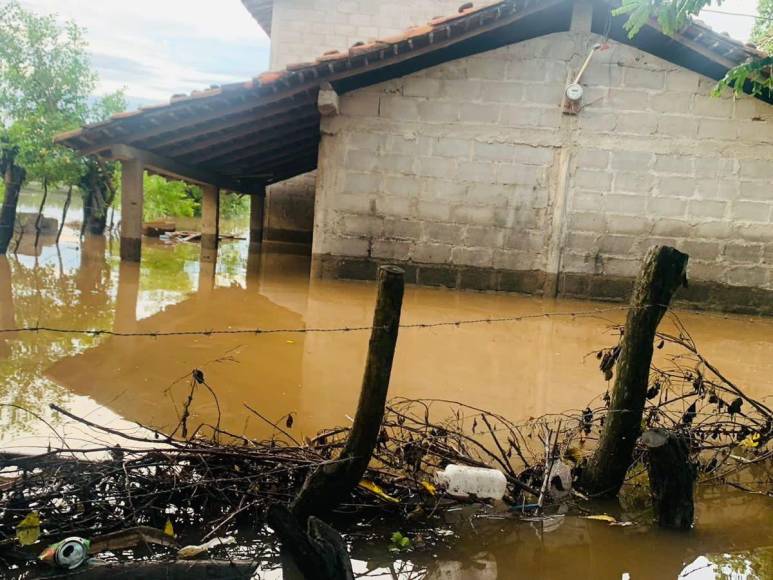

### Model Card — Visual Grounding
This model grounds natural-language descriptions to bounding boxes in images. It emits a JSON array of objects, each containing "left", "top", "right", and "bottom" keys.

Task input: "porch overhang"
[{"left": 55, "top": 86, "right": 322, "bottom": 194}]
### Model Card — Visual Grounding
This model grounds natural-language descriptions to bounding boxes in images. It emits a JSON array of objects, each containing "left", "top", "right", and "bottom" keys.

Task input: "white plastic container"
[{"left": 435, "top": 465, "right": 507, "bottom": 500}]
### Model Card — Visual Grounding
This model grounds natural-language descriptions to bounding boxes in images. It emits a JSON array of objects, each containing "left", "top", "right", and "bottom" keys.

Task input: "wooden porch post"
[
  {"left": 120, "top": 158, "right": 144, "bottom": 262},
  {"left": 201, "top": 184, "right": 220, "bottom": 262},
  {"left": 250, "top": 186, "right": 265, "bottom": 248}
]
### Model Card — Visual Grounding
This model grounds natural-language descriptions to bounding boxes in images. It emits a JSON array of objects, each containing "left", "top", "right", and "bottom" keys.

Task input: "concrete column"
[
  {"left": 200, "top": 184, "right": 220, "bottom": 262},
  {"left": 250, "top": 188, "right": 266, "bottom": 248},
  {"left": 120, "top": 158, "right": 144, "bottom": 262}
]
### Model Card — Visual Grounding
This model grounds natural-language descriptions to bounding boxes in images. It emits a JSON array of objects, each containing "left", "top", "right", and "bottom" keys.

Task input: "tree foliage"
[
  {"left": 140, "top": 176, "right": 248, "bottom": 221},
  {"left": 752, "top": 0, "right": 773, "bottom": 53},
  {"left": 612, "top": 0, "right": 772, "bottom": 97},
  {"left": 0, "top": 1, "right": 127, "bottom": 245},
  {"left": 0, "top": 0, "right": 94, "bottom": 187},
  {"left": 143, "top": 175, "right": 201, "bottom": 221}
]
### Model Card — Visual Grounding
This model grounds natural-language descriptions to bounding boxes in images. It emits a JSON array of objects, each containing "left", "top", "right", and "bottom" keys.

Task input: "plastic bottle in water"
[{"left": 435, "top": 465, "right": 507, "bottom": 500}]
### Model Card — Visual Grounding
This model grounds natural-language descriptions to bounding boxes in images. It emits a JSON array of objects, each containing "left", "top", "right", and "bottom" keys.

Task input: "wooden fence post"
[
  {"left": 580, "top": 245, "right": 688, "bottom": 497},
  {"left": 268, "top": 505, "right": 354, "bottom": 580},
  {"left": 641, "top": 429, "right": 696, "bottom": 530},
  {"left": 292, "top": 265, "right": 405, "bottom": 520}
]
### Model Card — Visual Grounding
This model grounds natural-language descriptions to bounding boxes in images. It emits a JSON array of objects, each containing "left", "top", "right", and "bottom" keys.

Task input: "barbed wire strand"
[
  {"left": 0, "top": 303, "right": 766, "bottom": 339},
  {"left": 0, "top": 305, "right": 647, "bottom": 338}
]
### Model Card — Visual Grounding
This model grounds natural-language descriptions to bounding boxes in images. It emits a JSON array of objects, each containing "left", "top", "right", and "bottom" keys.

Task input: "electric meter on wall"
[{"left": 565, "top": 83, "right": 584, "bottom": 102}]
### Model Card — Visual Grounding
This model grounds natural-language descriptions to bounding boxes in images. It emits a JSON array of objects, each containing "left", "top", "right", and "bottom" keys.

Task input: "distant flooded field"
[{"left": 1, "top": 190, "right": 772, "bottom": 578}]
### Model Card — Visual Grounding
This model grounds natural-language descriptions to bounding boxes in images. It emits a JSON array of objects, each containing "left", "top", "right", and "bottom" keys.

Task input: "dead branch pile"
[{"left": 0, "top": 314, "right": 770, "bottom": 568}]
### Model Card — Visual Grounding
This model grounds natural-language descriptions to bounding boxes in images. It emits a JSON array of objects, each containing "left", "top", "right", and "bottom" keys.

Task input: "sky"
[
  {"left": 18, "top": 0, "right": 271, "bottom": 109},
  {"left": 16, "top": 0, "right": 765, "bottom": 111}
]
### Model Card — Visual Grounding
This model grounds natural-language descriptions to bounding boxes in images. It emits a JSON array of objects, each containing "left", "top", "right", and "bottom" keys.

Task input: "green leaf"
[{"left": 16, "top": 511, "right": 41, "bottom": 546}]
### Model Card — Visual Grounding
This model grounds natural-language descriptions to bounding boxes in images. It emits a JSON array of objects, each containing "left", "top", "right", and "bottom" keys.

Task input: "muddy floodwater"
[{"left": 1, "top": 191, "right": 772, "bottom": 578}]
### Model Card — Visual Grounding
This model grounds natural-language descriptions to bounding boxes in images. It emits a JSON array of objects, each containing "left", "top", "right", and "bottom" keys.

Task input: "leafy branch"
[{"left": 612, "top": 0, "right": 772, "bottom": 98}]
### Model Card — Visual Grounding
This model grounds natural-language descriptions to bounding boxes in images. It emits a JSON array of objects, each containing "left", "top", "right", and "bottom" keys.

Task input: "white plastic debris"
[
  {"left": 435, "top": 465, "right": 507, "bottom": 500},
  {"left": 177, "top": 536, "right": 236, "bottom": 559}
]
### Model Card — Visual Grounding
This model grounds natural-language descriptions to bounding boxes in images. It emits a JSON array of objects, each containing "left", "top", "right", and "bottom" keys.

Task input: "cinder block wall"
[
  {"left": 265, "top": 1, "right": 463, "bottom": 242},
  {"left": 270, "top": 0, "right": 464, "bottom": 69},
  {"left": 313, "top": 31, "right": 773, "bottom": 313}
]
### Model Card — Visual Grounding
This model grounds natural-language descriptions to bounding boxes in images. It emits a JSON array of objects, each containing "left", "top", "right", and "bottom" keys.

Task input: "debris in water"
[
  {"left": 435, "top": 465, "right": 508, "bottom": 500},
  {"left": 583, "top": 514, "right": 617, "bottom": 523},
  {"left": 359, "top": 479, "right": 399, "bottom": 503},
  {"left": 177, "top": 536, "right": 236, "bottom": 559},
  {"left": 16, "top": 511, "right": 40, "bottom": 546},
  {"left": 39, "top": 537, "right": 90, "bottom": 570}
]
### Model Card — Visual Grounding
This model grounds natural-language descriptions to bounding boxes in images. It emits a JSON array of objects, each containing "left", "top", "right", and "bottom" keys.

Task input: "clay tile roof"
[
  {"left": 257, "top": 70, "right": 286, "bottom": 85},
  {"left": 349, "top": 41, "right": 391, "bottom": 57},
  {"left": 316, "top": 50, "right": 346, "bottom": 63}
]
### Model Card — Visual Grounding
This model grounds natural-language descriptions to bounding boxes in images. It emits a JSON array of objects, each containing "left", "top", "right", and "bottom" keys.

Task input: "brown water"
[{"left": 1, "top": 191, "right": 772, "bottom": 578}]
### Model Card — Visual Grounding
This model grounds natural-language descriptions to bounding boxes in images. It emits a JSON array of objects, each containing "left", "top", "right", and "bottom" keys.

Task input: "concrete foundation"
[{"left": 314, "top": 254, "right": 773, "bottom": 315}]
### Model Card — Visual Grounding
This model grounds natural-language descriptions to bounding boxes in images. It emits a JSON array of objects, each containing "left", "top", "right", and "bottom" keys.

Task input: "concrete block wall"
[
  {"left": 313, "top": 30, "right": 773, "bottom": 312},
  {"left": 269, "top": 0, "right": 464, "bottom": 69},
  {"left": 265, "top": 173, "right": 316, "bottom": 243},
  {"left": 557, "top": 38, "right": 773, "bottom": 309}
]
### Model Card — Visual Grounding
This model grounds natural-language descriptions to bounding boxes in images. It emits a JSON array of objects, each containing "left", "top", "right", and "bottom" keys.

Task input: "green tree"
[
  {"left": 613, "top": 0, "right": 772, "bottom": 96},
  {"left": 0, "top": 0, "right": 96, "bottom": 254},
  {"left": 143, "top": 175, "right": 201, "bottom": 221},
  {"left": 752, "top": 0, "right": 772, "bottom": 53}
]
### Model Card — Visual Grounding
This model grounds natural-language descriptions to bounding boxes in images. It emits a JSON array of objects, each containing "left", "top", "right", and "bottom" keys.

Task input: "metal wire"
[
  {"left": 0, "top": 305, "right": 637, "bottom": 338},
  {"left": 0, "top": 304, "right": 764, "bottom": 339}
]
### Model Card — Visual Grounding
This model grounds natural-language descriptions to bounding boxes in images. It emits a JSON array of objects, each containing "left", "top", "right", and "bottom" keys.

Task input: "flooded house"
[
  {"left": 57, "top": 0, "right": 773, "bottom": 314},
  {"left": 3, "top": 3, "right": 773, "bottom": 577}
]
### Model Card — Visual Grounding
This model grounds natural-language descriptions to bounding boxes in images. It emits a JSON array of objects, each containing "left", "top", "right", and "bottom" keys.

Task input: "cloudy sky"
[
  {"left": 17, "top": 0, "right": 764, "bottom": 111},
  {"left": 19, "top": 0, "right": 271, "bottom": 109}
]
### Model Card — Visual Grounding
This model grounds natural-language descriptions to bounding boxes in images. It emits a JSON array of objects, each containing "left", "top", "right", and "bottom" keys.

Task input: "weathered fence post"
[
  {"left": 292, "top": 265, "right": 405, "bottom": 519},
  {"left": 641, "top": 429, "right": 696, "bottom": 529},
  {"left": 580, "top": 245, "right": 688, "bottom": 497},
  {"left": 268, "top": 505, "right": 354, "bottom": 580}
]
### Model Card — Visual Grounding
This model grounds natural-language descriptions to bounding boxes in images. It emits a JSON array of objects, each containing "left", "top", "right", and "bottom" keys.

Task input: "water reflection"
[
  {"left": 1, "top": 233, "right": 772, "bottom": 445},
  {"left": 343, "top": 489, "right": 772, "bottom": 579}
]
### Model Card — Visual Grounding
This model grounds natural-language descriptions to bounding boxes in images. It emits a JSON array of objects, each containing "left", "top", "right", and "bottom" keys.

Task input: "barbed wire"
[
  {"left": 0, "top": 304, "right": 765, "bottom": 339},
  {"left": 0, "top": 305, "right": 638, "bottom": 338}
]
